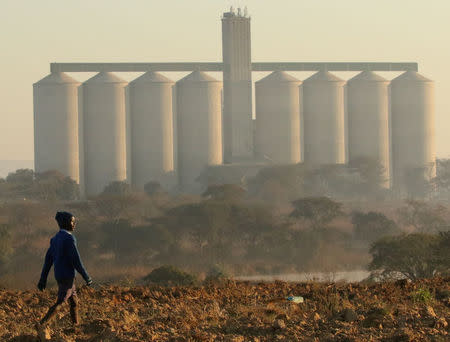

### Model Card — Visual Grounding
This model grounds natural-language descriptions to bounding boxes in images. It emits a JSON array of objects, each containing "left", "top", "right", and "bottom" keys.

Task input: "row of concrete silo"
[
  {"left": 254, "top": 69, "right": 435, "bottom": 190},
  {"left": 34, "top": 68, "right": 434, "bottom": 195},
  {"left": 34, "top": 70, "right": 223, "bottom": 196}
]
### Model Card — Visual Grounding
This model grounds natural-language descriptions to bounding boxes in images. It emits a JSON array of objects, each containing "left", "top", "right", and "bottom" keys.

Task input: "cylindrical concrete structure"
[
  {"left": 176, "top": 71, "right": 223, "bottom": 191},
  {"left": 82, "top": 72, "right": 128, "bottom": 195},
  {"left": 33, "top": 72, "right": 81, "bottom": 182},
  {"left": 255, "top": 71, "right": 301, "bottom": 164},
  {"left": 391, "top": 71, "right": 435, "bottom": 193},
  {"left": 347, "top": 71, "right": 390, "bottom": 187},
  {"left": 129, "top": 72, "right": 175, "bottom": 189},
  {"left": 303, "top": 71, "right": 346, "bottom": 165}
]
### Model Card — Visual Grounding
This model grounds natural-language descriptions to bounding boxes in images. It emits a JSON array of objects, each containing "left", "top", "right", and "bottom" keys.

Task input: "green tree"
[
  {"left": 351, "top": 211, "right": 399, "bottom": 242},
  {"left": 6, "top": 168, "right": 34, "bottom": 185},
  {"left": 291, "top": 197, "right": 343, "bottom": 229},
  {"left": 143, "top": 265, "right": 197, "bottom": 286},
  {"left": 248, "top": 164, "right": 310, "bottom": 201},
  {"left": 102, "top": 181, "right": 133, "bottom": 196},
  {"left": 348, "top": 156, "right": 387, "bottom": 196},
  {"left": 144, "top": 181, "right": 164, "bottom": 196},
  {"left": 403, "top": 164, "right": 435, "bottom": 199},
  {"left": 202, "top": 184, "right": 246, "bottom": 202},
  {"left": 5, "top": 169, "right": 34, "bottom": 197},
  {"left": 436, "top": 231, "right": 450, "bottom": 275},
  {"left": 34, "top": 170, "right": 79, "bottom": 200},
  {"left": 397, "top": 200, "right": 447, "bottom": 233},
  {"left": 432, "top": 159, "right": 450, "bottom": 197},
  {"left": 0, "top": 225, "right": 13, "bottom": 271},
  {"left": 303, "top": 164, "right": 352, "bottom": 197},
  {"left": 369, "top": 233, "right": 447, "bottom": 280}
]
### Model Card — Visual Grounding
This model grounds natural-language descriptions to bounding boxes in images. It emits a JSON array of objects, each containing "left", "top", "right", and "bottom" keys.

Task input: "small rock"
[
  {"left": 274, "top": 319, "right": 286, "bottom": 329},
  {"left": 276, "top": 313, "right": 289, "bottom": 321},
  {"left": 395, "top": 279, "right": 411, "bottom": 288},
  {"left": 426, "top": 306, "right": 436, "bottom": 318},
  {"left": 37, "top": 326, "right": 51, "bottom": 341},
  {"left": 389, "top": 328, "right": 413, "bottom": 342},
  {"left": 230, "top": 336, "right": 244, "bottom": 342},
  {"left": 341, "top": 308, "right": 357, "bottom": 322},
  {"left": 435, "top": 317, "right": 448, "bottom": 328}
]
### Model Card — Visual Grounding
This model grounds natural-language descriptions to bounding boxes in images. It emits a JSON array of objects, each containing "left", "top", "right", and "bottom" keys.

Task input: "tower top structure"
[{"left": 223, "top": 6, "right": 249, "bottom": 19}]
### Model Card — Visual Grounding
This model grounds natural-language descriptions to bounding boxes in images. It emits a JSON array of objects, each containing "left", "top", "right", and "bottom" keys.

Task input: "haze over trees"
[{"left": 0, "top": 162, "right": 449, "bottom": 287}]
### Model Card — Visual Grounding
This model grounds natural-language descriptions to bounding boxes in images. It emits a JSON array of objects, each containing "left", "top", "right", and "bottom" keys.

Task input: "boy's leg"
[
  {"left": 68, "top": 288, "right": 79, "bottom": 325},
  {"left": 40, "top": 301, "right": 63, "bottom": 325},
  {"left": 40, "top": 278, "right": 75, "bottom": 326}
]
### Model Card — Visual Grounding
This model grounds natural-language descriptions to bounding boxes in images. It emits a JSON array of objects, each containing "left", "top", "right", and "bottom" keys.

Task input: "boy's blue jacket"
[{"left": 39, "top": 230, "right": 90, "bottom": 283}]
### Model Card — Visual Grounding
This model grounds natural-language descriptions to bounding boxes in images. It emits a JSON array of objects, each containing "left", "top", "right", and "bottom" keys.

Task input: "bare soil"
[{"left": 0, "top": 277, "right": 448, "bottom": 341}]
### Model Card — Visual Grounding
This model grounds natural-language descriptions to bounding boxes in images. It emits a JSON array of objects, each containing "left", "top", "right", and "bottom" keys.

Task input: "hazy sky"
[{"left": 1, "top": 0, "right": 449, "bottom": 161}]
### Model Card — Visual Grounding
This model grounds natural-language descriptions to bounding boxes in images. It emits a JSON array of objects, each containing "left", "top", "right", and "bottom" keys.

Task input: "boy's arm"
[
  {"left": 68, "top": 235, "right": 92, "bottom": 284},
  {"left": 38, "top": 242, "right": 53, "bottom": 290}
]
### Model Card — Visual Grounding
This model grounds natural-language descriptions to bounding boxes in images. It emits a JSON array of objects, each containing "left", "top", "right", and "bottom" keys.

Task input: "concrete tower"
[
  {"left": 303, "top": 71, "right": 346, "bottom": 165},
  {"left": 129, "top": 72, "right": 175, "bottom": 190},
  {"left": 82, "top": 72, "right": 128, "bottom": 196},
  {"left": 347, "top": 71, "right": 390, "bottom": 188},
  {"left": 222, "top": 7, "right": 253, "bottom": 162},
  {"left": 255, "top": 71, "right": 302, "bottom": 164},
  {"left": 176, "top": 71, "right": 223, "bottom": 192},
  {"left": 33, "top": 72, "right": 81, "bottom": 183},
  {"left": 391, "top": 71, "right": 436, "bottom": 195}
]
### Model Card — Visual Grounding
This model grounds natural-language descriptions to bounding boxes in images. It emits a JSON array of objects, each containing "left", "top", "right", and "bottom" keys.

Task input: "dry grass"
[{"left": 0, "top": 277, "right": 448, "bottom": 341}]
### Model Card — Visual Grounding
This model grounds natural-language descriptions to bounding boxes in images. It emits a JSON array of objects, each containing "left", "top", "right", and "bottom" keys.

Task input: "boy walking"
[{"left": 37, "top": 211, "right": 92, "bottom": 327}]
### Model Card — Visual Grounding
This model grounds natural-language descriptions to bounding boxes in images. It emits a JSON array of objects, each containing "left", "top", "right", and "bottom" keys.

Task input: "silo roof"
[
  {"left": 130, "top": 71, "right": 174, "bottom": 84},
  {"left": 304, "top": 70, "right": 344, "bottom": 83},
  {"left": 392, "top": 70, "right": 432, "bottom": 83},
  {"left": 84, "top": 71, "right": 127, "bottom": 84},
  {"left": 177, "top": 70, "right": 219, "bottom": 83},
  {"left": 348, "top": 70, "right": 388, "bottom": 83},
  {"left": 256, "top": 71, "right": 301, "bottom": 84},
  {"left": 34, "top": 72, "right": 80, "bottom": 85}
]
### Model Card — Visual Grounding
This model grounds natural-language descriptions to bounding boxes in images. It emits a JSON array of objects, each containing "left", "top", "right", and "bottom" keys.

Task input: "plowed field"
[{"left": 0, "top": 278, "right": 449, "bottom": 341}]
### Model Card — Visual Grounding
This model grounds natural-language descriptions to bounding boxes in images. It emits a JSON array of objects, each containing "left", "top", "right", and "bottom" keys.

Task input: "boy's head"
[{"left": 55, "top": 211, "right": 76, "bottom": 231}]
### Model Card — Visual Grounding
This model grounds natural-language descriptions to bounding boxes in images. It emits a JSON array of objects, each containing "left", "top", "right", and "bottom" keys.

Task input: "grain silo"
[
  {"left": 347, "top": 71, "right": 390, "bottom": 187},
  {"left": 303, "top": 71, "right": 345, "bottom": 165},
  {"left": 176, "top": 71, "right": 223, "bottom": 191},
  {"left": 391, "top": 71, "right": 435, "bottom": 194},
  {"left": 255, "top": 71, "right": 301, "bottom": 164},
  {"left": 129, "top": 72, "right": 175, "bottom": 190},
  {"left": 82, "top": 72, "right": 128, "bottom": 196},
  {"left": 33, "top": 72, "right": 81, "bottom": 182}
]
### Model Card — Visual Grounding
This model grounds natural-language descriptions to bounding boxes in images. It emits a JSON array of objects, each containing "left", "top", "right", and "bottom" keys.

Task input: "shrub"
[
  {"left": 204, "top": 264, "right": 230, "bottom": 283},
  {"left": 352, "top": 211, "right": 399, "bottom": 242},
  {"left": 144, "top": 181, "right": 164, "bottom": 196},
  {"left": 369, "top": 233, "right": 448, "bottom": 280},
  {"left": 291, "top": 196, "right": 342, "bottom": 229},
  {"left": 102, "top": 181, "right": 133, "bottom": 196},
  {"left": 143, "top": 265, "right": 197, "bottom": 286},
  {"left": 0, "top": 225, "right": 13, "bottom": 268},
  {"left": 410, "top": 288, "right": 433, "bottom": 304}
]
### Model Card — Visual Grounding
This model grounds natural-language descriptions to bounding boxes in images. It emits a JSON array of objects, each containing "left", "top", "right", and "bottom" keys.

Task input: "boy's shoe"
[
  {"left": 35, "top": 322, "right": 51, "bottom": 341},
  {"left": 64, "top": 325, "right": 81, "bottom": 335}
]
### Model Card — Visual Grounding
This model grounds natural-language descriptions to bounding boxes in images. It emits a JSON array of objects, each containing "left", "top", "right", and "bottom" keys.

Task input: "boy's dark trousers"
[{"left": 40, "top": 278, "right": 79, "bottom": 326}]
